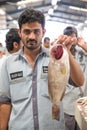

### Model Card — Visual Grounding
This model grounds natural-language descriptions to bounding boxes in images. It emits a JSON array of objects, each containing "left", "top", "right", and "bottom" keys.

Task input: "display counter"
[{"left": 75, "top": 97, "right": 87, "bottom": 130}]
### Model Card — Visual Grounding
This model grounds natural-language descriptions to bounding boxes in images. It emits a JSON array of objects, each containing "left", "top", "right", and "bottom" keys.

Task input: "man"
[
  {"left": 42, "top": 37, "right": 50, "bottom": 48},
  {"left": 5, "top": 28, "right": 23, "bottom": 54},
  {"left": 0, "top": 43, "right": 6, "bottom": 58},
  {"left": 0, "top": 28, "right": 23, "bottom": 130},
  {"left": 63, "top": 26, "right": 77, "bottom": 56},
  {"left": 0, "top": 28, "right": 22, "bottom": 67},
  {"left": 0, "top": 9, "right": 84, "bottom": 130},
  {"left": 62, "top": 26, "right": 86, "bottom": 130},
  {"left": 0, "top": 43, "right": 6, "bottom": 69}
]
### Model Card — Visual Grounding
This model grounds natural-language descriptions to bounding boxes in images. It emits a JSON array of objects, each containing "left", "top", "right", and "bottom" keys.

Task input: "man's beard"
[
  {"left": 25, "top": 39, "right": 38, "bottom": 50},
  {"left": 26, "top": 45, "right": 38, "bottom": 50}
]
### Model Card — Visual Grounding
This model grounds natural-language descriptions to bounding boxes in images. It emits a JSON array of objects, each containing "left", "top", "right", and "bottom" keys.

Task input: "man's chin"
[{"left": 26, "top": 46, "right": 37, "bottom": 50}]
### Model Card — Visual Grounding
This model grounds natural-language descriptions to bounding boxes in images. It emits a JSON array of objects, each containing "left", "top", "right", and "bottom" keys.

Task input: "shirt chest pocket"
[
  {"left": 39, "top": 65, "right": 50, "bottom": 99},
  {"left": 10, "top": 77, "right": 29, "bottom": 102}
]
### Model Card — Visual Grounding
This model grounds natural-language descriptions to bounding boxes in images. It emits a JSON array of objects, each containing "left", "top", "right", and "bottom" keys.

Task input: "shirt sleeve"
[{"left": 0, "top": 59, "right": 11, "bottom": 103}]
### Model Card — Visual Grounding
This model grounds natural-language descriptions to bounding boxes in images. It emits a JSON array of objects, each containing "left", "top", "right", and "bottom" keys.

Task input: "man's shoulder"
[{"left": 6, "top": 52, "right": 19, "bottom": 60}]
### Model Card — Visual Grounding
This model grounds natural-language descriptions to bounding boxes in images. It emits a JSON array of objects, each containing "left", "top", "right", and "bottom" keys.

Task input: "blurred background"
[{"left": 0, "top": 0, "right": 87, "bottom": 45}]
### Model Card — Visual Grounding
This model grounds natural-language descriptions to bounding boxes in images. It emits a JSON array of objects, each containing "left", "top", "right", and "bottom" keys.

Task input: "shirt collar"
[{"left": 18, "top": 46, "right": 49, "bottom": 57}]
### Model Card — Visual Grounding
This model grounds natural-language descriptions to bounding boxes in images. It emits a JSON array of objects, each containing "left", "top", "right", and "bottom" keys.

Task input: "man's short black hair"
[
  {"left": 44, "top": 37, "right": 50, "bottom": 43},
  {"left": 18, "top": 9, "right": 45, "bottom": 29},
  {"left": 5, "top": 28, "right": 21, "bottom": 52},
  {"left": 63, "top": 26, "right": 78, "bottom": 37}
]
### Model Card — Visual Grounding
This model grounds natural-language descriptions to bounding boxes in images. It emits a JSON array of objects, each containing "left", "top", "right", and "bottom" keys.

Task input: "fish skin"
[{"left": 48, "top": 44, "right": 70, "bottom": 120}]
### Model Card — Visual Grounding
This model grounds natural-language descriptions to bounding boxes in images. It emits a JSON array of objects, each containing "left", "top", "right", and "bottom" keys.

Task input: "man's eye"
[
  {"left": 23, "top": 29, "right": 40, "bottom": 35},
  {"left": 34, "top": 29, "right": 40, "bottom": 35},
  {"left": 24, "top": 30, "right": 30, "bottom": 34}
]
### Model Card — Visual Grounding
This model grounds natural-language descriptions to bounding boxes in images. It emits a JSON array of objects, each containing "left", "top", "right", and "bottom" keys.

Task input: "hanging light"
[
  {"left": 51, "top": 0, "right": 58, "bottom": 6},
  {"left": 48, "top": 8, "right": 54, "bottom": 15}
]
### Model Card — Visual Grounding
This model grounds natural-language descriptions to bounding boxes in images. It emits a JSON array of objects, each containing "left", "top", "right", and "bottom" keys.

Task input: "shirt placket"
[{"left": 32, "top": 65, "right": 39, "bottom": 130}]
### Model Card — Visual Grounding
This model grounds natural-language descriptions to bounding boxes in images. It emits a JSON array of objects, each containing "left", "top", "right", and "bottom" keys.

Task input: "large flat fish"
[{"left": 48, "top": 43, "right": 70, "bottom": 120}]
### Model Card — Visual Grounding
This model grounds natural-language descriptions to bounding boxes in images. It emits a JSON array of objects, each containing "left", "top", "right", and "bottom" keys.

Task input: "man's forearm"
[
  {"left": 0, "top": 104, "right": 12, "bottom": 130},
  {"left": 81, "top": 43, "right": 87, "bottom": 52},
  {"left": 68, "top": 50, "right": 84, "bottom": 87}
]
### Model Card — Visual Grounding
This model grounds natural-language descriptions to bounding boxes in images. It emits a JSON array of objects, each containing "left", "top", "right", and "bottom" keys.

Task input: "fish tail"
[{"left": 52, "top": 103, "right": 60, "bottom": 121}]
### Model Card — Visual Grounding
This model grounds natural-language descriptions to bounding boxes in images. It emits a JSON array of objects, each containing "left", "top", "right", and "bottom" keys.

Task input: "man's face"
[
  {"left": 18, "top": 22, "right": 46, "bottom": 51},
  {"left": 69, "top": 33, "right": 77, "bottom": 38},
  {"left": 44, "top": 39, "right": 50, "bottom": 48}
]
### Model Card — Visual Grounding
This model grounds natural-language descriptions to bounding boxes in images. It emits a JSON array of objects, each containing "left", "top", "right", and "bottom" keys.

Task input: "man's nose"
[{"left": 28, "top": 32, "right": 36, "bottom": 39}]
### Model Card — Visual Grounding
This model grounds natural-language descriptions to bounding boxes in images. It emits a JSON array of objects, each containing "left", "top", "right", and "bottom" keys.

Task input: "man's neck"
[{"left": 24, "top": 46, "right": 41, "bottom": 67}]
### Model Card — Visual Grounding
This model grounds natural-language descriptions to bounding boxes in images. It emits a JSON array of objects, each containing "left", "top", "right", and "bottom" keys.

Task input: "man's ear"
[
  {"left": 42, "top": 29, "right": 46, "bottom": 37},
  {"left": 13, "top": 42, "right": 18, "bottom": 49},
  {"left": 18, "top": 29, "right": 21, "bottom": 37}
]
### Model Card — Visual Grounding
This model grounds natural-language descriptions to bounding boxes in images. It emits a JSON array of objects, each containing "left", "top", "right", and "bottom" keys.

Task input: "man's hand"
[{"left": 53, "top": 35, "right": 77, "bottom": 50}]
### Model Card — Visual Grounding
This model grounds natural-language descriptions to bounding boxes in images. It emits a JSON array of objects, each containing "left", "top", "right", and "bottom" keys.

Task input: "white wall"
[
  {"left": 44, "top": 21, "right": 69, "bottom": 41},
  {"left": 0, "top": 29, "right": 8, "bottom": 46}
]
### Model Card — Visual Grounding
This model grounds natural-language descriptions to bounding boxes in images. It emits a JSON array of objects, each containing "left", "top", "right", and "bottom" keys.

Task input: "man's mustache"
[{"left": 27, "top": 39, "right": 37, "bottom": 43}]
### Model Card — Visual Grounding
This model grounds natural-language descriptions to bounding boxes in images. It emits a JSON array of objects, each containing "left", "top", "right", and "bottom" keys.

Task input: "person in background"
[
  {"left": 0, "top": 28, "right": 23, "bottom": 130},
  {"left": 0, "top": 9, "right": 84, "bottom": 130},
  {"left": 0, "top": 43, "right": 6, "bottom": 58},
  {"left": 76, "top": 37, "right": 87, "bottom": 96},
  {"left": 77, "top": 37, "right": 87, "bottom": 52},
  {"left": 0, "top": 28, "right": 23, "bottom": 72},
  {"left": 0, "top": 42, "right": 6, "bottom": 69},
  {"left": 5, "top": 28, "right": 23, "bottom": 54},
  {"left": 62, "top": 26, "right": 86, "bottom": 130},
  {"left": 63, "top": 26, "right": 77, "bottom": 56},
  {"left": 42, "top": 37, "right": 50, "bottom": 48}
]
